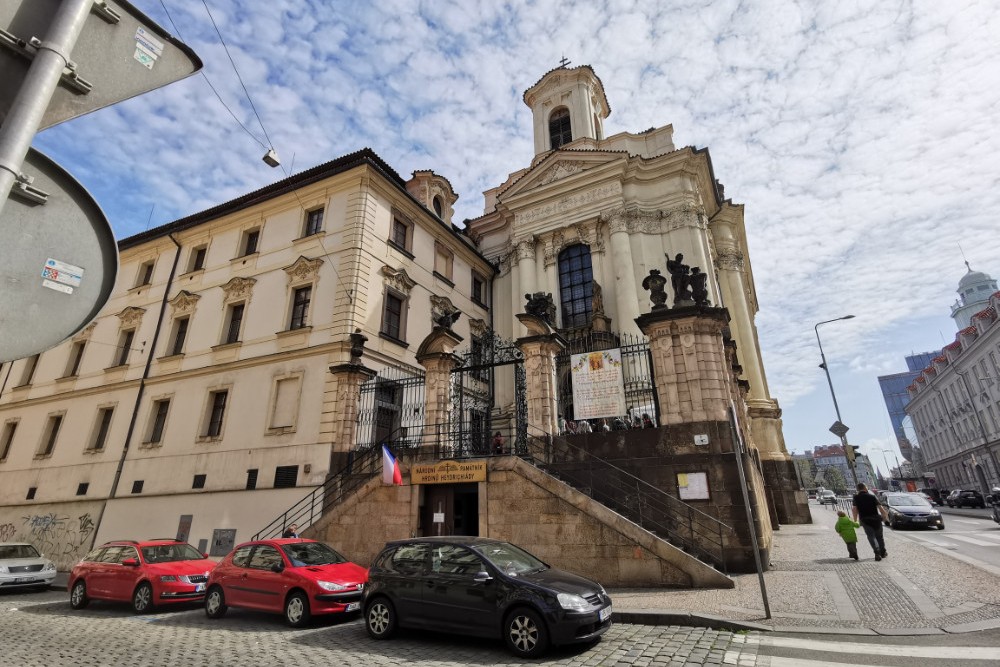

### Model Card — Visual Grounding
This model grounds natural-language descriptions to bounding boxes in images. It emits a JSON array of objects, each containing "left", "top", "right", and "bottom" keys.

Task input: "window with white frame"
[
  {"left": 146, "top": 398, "right": 170, "bottom": 444},
  {"left": 135, "top": 261, "right": 155, "bottom": 287},
  {"left": 471, "top": 272, "right": 487, "bottom": 306},
  {"left": 289, "top": 286, "right": 311, "bottom": 330},
  {"left": 17, "top": 354, "right": 39, "bottom": 387},
  {"left": 381, "top": 291, "right": 406, "bottom": 341},
  {"left": 114, "top": 330, "right": 135, "bottom": 367},
  {"left": 240, "top": 228, "right": 260, "bottom": 257},
  {"left": 0, "top": 420, "right": 18, "bottom": 461},
  {"left": 169, "top": 316, "right": 190, "bottom": 356},
  {"left": 204, "top": 389, "right": 229, "bottom": 438},
  {"left": 65, "top": 341, "right": 86, "bottom": 377},
  {"left": 189, "top": 245, "right": 208, "bottom": 272},
  {"left": 36, "top": 414, "right": 63, "bottom": 458},
  {"left": 222, "top": 303, "right": 245, "bottom": 345},
  {"left": 390, "top": 214, "right": 413, "bottom": 253},
  {"left": 88, "top": 407, "right": 114, "bottom": 452},
  {"left": 303, "top": 207, "right": 324, "bottom": 237}
]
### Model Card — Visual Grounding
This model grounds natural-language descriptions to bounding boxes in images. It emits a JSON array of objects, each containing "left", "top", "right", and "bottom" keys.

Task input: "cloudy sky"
[{"left": 31, "top": 0, "right": 1000, "bottom": 473}]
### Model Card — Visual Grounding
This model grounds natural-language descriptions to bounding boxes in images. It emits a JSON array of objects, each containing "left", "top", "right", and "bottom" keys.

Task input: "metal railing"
[{"left": 519, "top": 425, "right": 734, "bottom": 572}]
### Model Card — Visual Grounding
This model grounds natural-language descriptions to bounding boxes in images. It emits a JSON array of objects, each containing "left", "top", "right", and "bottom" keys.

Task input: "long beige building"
[{"left": 0, "top": 150, "right": 492, "bottom": 568}]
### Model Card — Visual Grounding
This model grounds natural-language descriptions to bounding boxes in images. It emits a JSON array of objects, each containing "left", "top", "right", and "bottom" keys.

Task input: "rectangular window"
[
  {"left": 192, "top": 474, "right": 206, "bottom": 489},
  {"left": 270, "top": 377, "right": 300, "bottom": 429},
  {"left": 273, "top": 465, "right": 299, "bottom": 488},
  {"left": 148, "top": 399, "right": 170, "bottom": 444},
  {"left": 289, "top": 286, "right": 311, "bottom": 330},
  {"left": 434, "top": 244, "right": 453, "bottom": 281},
  {"left": 136, "top": 261, "right": 155, "bottom": 287},
  {"left": 131, "top": 480, "right": 144, "bottom": 494},
  {"left": 115, "top": 330, "right": 134, "bottom": 367},
  {"left": 38, "top": 415, "right": 62, "bottom": 457},
  {"left": 18, "top": 354, "right": 39, "bottom": 386},
  {"left": 241, "top": 229, "right": 260, "bottom": 256},
  {"left": 0, "top": 421, "right": 17, "bottom": 461},
  {"left": 170, "top": 317, "right": 189, "bottom": 356},
  {"left": 89, "top": 407, "right": 114, "bottom": 451},
  {"left": 65, "top": 341, "right": 86, "bottom": 377},
  {"left": 26, "top": 487, "right": 36, "bottom": 500},
  {"left": 76, "top": 482, "right": 89, "bottom": 496},
  {"left": 304, "top": 207, "right": 324, "bottom": 236},
  {"left": 381, "top": 292, "right": 404, "bottom": 340},
  {"left": 190, "top": 245, "right": 207, "bottom": 272},
  {"left": 390, "top": 216, "right": 411, "bottom": 251},
  {"left": 246, "top": 469, "right": 258, "bottom": 490},
  {"left": 223, "top": 303, "right": 245, "bottom": 344},
  {"left": 205, "top": 390, "right": 228, "bottom": 438},
  {"left": 472, "top": 273, "right": 486, "bottom": 306}
]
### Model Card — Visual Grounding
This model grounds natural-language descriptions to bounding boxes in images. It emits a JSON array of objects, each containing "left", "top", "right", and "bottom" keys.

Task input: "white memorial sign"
[{"left": 570, "top": 348, "right": 627, "bottom": 420}]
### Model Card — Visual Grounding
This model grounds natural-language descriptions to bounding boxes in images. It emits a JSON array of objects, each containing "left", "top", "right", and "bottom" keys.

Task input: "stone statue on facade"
[
  {"left": 666, "top": 252, "right": 694, "bottom": 306},
  {"left": 349, "top": 328, "right": 368, "bottom": 363},
  {"left": 591, "top": 280, "right": 605, "bottom": 316},
  {"left": 641, "top": 269, "right": 669, "bottom": 310},
  {"left": 690, "top": 267, "right": 710, "bottom": 307},
  {"left": 524, "top": 292, "right": 556, "bottom": 325},
  {"left": 434, "top": 308, "right": 462, "bottom": 330}
]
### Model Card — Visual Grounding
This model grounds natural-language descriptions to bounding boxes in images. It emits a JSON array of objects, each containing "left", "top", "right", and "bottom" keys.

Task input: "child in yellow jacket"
[{"left": 835, "top": 509, "right": 860, "bottom": 560}]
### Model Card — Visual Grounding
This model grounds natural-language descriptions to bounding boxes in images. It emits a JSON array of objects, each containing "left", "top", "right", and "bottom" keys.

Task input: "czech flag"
[{"left": 382, "top": 445, "right": 402, "bottom": 486}]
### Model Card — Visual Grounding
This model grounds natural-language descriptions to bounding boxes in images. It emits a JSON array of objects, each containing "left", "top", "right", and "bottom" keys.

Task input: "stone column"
[
  {"left": 416, "top": 326, "right": 464, "bottom": 455},
  {"left": 605, "top": 213, "right": 642, "bottom": 332},
  {"left": 325, "top": 362, "right": 376, "bottom": 472},
  {"left": 515, "top": 313, "right": 566, "bottom": 439},
  {"left": 636, "top": 306, "right": 734, "bottom": 425},
  {"left": 515, "top": 237, "right": 537, "bottom": 299}
]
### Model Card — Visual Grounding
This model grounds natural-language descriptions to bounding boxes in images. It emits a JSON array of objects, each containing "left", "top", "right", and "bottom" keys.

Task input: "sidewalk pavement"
[{"left": 611, "top": 503, "right": 1000, "bottom": 636}]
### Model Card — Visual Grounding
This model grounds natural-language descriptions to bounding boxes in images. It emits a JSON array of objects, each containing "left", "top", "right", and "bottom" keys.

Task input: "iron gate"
[
  {"left": 556, "top": 329, "right": 657, "bottom": 427},
  {"left": 356, "top": 363, "right": 426, "bottom": 449},
  {"left": 448, "top": 329, "right": 527, "bottom": 457}
]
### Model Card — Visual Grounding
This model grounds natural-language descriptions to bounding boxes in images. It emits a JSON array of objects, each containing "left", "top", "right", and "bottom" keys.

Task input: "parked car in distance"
[
  {"left": 881, "top": 493, "right": 944, "bottom": 530},
  {"left": 946, "top": 489, "right": 987, "bottom": 508},
  {"left": 69, "top": 539, "right": 214, "bottom": 613},
  {"left": 818, "top": 490, "right": 837, "bottom": 505},
  {"left": 364, "top": 537, "right": 612, "bottom": 658},
  {"left": 204, "top": 538, "right": 367, "bottom": 627},
  {"left": 0, "top": 543, "right": 57, "bottom": 591}
]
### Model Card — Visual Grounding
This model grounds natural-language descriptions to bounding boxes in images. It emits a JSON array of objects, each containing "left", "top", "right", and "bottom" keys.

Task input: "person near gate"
[
  {"left": 282, "top": 523, "right": 299, "bottom": 538},
  {"left": 834, "top": 509, "right": 861, "bottom": 560},
  {"left": 851, "top": 483, "right": 889, "bottom": 561}
]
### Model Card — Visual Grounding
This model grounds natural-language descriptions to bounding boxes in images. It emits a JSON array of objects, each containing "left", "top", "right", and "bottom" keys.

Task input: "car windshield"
[
  {"left": 0, "top": 545, "right": 40, "bottom": 559},
  {"left": 886, "top": 495, "right": 930, "bottom": 507},
  {"left": 280, "top": 542, "right": 347, "bottom": 566},
  {"left": 476, "top": 542, "right": 547, "bottom": 576},
  {"left": 141, "top": 543, "right": 204, "bottom": 563},
  {"left": 821, "top": 491, "right": 835, "bottom": 496}
]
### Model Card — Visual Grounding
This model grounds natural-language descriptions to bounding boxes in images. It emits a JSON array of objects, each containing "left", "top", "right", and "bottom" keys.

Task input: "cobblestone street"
[{"left": 0, "top": 589, "right": 759, "bottom": 667}]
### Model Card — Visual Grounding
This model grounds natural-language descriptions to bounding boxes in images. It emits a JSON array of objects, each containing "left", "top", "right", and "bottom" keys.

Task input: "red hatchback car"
[
  {"left": 69, "top": 539, "right": 215, "bottom": 613},
  {"left": 205, "top": 538, "right": 367, "bottom": 627}
]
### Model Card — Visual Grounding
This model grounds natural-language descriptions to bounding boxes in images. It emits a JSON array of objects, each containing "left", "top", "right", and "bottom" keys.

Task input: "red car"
[
  {"left": 204, "top": 538, "right": 367, "bottom": 627},
  {"left": 69, "top": 539, "right": 215, "bottom": 613}
]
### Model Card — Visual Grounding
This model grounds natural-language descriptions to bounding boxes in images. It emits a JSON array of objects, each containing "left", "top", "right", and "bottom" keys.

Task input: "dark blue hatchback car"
[{"left": 363, "top": 537, "right": 612, "bottom": 658}]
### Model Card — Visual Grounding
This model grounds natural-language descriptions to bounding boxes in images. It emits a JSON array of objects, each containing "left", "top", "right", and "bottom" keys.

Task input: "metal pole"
[
  {"left": 814, "top": 319, "right": 859, "bottom": 487},
  {"left": 0, "top": 0, "right": 93, "bottom": 220},
  {"left": 728, "top": 405, "right": 771, "bottom": 619}
]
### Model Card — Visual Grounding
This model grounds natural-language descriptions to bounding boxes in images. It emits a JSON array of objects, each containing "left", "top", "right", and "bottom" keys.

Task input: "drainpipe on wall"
[{"left": 92, "top": 234, "right": 182, "bottom": 543}]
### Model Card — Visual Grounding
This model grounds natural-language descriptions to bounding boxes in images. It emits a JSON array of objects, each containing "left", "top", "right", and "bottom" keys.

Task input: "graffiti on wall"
[{"left": 4, "top": 512, "right": 98, "bottom": 570}]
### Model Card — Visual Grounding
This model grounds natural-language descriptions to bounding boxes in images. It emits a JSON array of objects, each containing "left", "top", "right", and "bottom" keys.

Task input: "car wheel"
[
  {"left": 365, "top": 597, "right": 397, "bottom": 639},
  {"left": 505, "top": 607, "right": 549, "bottom": 658},
  {"left": 284, "top": 591, "right": 311, "bottom": 628},
  {"left": 132, "top": 582, "right": 154, "bottom": 614},
  {"left": 69, "top": 580, "right": 89, "bottom": 609},
  {"left": 938, "top": 523, "right": 945, "bottom": 530},
  {"left": 205, "top": 586, "right": 228, "bottom": 619}
]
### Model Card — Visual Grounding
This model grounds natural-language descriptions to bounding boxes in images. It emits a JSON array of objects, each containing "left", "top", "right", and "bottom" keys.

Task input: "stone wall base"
[{"left": 761, "top": 458, "right": 812, "bottom": 525}]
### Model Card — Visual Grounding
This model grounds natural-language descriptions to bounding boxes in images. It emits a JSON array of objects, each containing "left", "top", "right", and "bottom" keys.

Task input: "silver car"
[{"left": 0, "top": 543, "right": 57, "bottom": 591}]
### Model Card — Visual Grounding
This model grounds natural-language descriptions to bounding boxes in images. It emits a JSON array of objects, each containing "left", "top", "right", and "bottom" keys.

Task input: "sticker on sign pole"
[{"left": 41, "top": 258, "right": 84, "bottom": 288}]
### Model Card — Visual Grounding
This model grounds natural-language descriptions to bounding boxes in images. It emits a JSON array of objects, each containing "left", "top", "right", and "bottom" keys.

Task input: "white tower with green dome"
[{"left": 951, "top": 263, "right": 998, "bottom": 329}]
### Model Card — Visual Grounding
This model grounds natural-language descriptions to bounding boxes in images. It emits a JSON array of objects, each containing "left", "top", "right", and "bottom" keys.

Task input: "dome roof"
[{"left": 958, "top": 265, "right": 993, "bottom": 290}]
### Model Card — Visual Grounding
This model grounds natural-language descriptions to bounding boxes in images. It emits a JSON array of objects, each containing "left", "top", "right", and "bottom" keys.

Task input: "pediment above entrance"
[{"left": 497, "top": 151, "right": 626, "bottom": 203}]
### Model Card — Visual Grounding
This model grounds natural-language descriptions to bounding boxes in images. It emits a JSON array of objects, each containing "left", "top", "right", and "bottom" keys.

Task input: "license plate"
[
  {"left": 912, "top": 518, "right": 926, "bottom": 522},
  {"left": 14, "top": 577, "right": 33, "bottom": 584},
  {"left": 346, "top": 602, "right": 360, "bottom": 612},
  {"left": 195, "top": 583, "right": 206, "bottom": 592},
  {"left": 599, "top": 605, "right": 612, "bottom": 622}
]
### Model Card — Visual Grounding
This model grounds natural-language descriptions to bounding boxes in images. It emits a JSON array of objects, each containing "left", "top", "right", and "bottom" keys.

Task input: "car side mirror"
[
  {"left": 473, "top": 571, "right": 493, "bottom": 584},
  {"left": 202, "top": 553, "right": 210, "bottom": 559},
  {"left": 121, "top": 558, "right": 139, "bottom": 567},
  {"left": 270, "top": 563, "right": 284, "bottom": 573}
]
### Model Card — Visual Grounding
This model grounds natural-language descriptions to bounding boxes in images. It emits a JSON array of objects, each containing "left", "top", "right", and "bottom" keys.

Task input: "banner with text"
[{"left": 570, "top": 348, "right": 627, "bottom": 420}]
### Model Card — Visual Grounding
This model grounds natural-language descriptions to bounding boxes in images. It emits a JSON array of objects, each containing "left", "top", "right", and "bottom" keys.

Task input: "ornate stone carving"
[
  {"left": 524, "top": 292, "right": 556, "bottom": 324},
  {"left": 380, "top": 265, "right": 416, "bottom": 295},
  {"left": 598, "top": 204, "right": 705, "bottom": 236},
  {"left": 349, "top": 328, "right": 368, "bottom": 363},
  {"left": 468, "top": 318, "right": 488, "bottom": 338},
  {"left": 168, "top": 290, "right": 201, "bottom": 315},
  {"left": 221, "top": 276, "right": 257, "bottom": 302},
  {"left": 516, "top": 182, "right": 622, "bottom": 225},
  {"left": 514, "top": 238, "right": 536, "bottom": 261},
  {"left": 538, "top": 160, "right": 586, "bottom": 185},
  {"left": 642, "top": 270, "right": 668, "bottom": 310},
  {"left": 116, "top": 306, "right": 146, "bottom": 328},
  {"left": 73, "top": 322, "right": 97, "bottom": 341},
  {"left": 716, "top": 248, "right": 745, "bottom": 271},
  {"left": 429, "top": 295, "right": 461, "bottom": 330},
  {"left": 283, "top": 256, "right": 324, "bottom": 283}
]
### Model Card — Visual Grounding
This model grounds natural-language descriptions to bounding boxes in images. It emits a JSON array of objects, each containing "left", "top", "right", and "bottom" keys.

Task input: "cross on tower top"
[{"left": 558, "top": 56, "right": 571, "bottom": 68}]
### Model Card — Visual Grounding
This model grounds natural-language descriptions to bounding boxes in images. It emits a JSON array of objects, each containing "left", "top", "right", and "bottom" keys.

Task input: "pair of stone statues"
[{"left": 644, "top": 253, "right": 710, "bottom": 309}]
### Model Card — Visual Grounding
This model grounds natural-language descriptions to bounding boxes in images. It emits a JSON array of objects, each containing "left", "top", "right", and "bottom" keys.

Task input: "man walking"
[{"left": 852, "top": 483, "right": 888, "bottom": 561}]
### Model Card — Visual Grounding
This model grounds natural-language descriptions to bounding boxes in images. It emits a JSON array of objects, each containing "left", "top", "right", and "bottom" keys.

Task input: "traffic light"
[{"left": 846, "top": 444, "right": 861, "bottom": 463}]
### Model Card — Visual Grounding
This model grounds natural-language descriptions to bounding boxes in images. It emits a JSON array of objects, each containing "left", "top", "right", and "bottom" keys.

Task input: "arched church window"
[
  {"left": 549, "top": 108, "right": 572, "bottom": 149},
  {"left": 432, "top": 195, "right": 443, "bottom": 218},
  {"left": 558, "top": 244, "right": 593, "bottom": 329}
]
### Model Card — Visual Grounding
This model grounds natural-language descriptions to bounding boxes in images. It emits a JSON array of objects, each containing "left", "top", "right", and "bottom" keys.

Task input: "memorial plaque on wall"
[
  {"left": 677, "top": 472, "right": 710, "bottom": 500},
  {"left": 570, "top": 348, "right": 627, "bottom": 419}
]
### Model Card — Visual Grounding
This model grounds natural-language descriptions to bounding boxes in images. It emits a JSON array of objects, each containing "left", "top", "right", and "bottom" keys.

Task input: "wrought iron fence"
[
  {"left": 556, "top": 329, "right": 657, "bottom": 426},
  {"left": 356, "top": 363, "right": 425, "bottom": 449}
]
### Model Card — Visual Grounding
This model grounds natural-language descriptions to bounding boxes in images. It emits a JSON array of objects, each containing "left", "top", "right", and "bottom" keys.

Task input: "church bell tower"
[{"left": 523, "top": 64, "right": 610, "bottom": 156}]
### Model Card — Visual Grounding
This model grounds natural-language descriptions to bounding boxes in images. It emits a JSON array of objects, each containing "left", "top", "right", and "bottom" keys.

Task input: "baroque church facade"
[{"left": 0, "top": 65, "right": 805, "bottom": 584}]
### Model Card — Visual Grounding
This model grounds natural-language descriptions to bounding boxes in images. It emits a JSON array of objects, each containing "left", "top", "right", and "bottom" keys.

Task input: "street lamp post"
[
  {"left": 875, "top": 447, "right": 902, "bottom": 486},
  {"left": 815, "top": 315, "right": 859, "bottom": 487}
]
